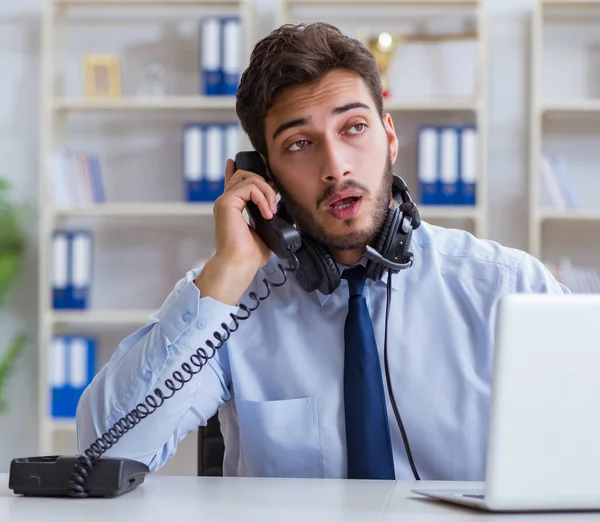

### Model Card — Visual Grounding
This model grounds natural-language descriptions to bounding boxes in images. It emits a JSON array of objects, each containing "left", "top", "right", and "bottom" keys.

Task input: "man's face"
[{"left": 264, "top": 69, "right": 399, "bottom": 253}]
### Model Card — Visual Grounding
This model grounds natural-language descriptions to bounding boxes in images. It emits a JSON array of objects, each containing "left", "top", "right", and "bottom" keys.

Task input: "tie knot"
[{"left": 343, "top": 266, "right": 367, "bottom": 297}]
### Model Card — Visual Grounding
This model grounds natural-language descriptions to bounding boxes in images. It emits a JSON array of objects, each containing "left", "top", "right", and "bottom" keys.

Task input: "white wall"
[
  {"left": 487, "top": 0, "right": 534, "bottom": 252},
  {"left": 0, "top": 0, "right": 536, "bottom": 473},
  {"left": 0, "top": 0, "right": 43, "bottom": 472}
]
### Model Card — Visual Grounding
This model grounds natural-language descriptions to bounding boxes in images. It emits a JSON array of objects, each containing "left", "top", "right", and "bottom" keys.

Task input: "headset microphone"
[{"left": 364, "top": 245, "right": 413, "bottom": 271}]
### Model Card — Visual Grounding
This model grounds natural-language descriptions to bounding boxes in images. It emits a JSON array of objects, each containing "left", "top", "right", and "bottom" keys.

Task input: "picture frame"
[{"left": 84, "top": 54, "right": 122, "bottom": 98}]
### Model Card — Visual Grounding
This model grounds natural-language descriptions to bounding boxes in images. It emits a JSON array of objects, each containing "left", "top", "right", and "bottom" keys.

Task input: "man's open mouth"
[
  {"left": 326, "top": 196, "right": 362, "bottom": 220},
  {"left": 329, "top": 196, "right": 361, "bottom": 209}
]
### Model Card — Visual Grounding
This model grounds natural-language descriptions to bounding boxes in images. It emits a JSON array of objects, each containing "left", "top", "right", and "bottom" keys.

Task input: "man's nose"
[{"left": 319, "top": 139, "right": 352, "bottom": 183}]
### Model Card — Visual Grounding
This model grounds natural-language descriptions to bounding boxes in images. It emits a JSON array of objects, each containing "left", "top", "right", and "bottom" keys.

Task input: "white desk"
[{"left": 1, "top": 474, "right": 599, "bottom": 521}]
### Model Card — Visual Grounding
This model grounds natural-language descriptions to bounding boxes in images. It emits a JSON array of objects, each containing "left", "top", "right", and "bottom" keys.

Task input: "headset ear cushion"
[
  {"left": 388, "top": 209, "right": 413, "bottom": 264},
  {"left": 386, "top": 210, "right": 413, "bottom": 273},
  {"left": 293, "top": 234, "right": 341, "bottom": 295}
]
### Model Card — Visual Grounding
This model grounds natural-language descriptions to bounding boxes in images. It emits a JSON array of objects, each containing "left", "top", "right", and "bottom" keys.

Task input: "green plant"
[{"left": 0, "top": 178, "right": 27, "bottom": 413}]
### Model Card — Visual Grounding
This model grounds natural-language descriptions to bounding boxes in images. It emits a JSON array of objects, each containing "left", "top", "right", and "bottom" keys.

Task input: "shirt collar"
[
  {"left": 315, "top": 255, "right": 402, "bottom": 306},
  {"left": 259, "top": 251, "right": 403, "bottom": 307}
]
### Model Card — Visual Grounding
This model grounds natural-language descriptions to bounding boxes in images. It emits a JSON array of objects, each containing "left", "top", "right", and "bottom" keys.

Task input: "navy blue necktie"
[{"left": 343, "top": 266, "right": 395, "bottom": 480}]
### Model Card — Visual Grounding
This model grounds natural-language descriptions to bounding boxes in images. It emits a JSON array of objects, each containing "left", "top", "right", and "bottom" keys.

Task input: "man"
[{"left": 76, "top": 23, "right": 568, "bottom": 481}]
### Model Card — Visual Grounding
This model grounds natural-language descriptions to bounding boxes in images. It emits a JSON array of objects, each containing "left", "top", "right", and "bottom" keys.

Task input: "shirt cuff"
[{"left": 157, "top": 278, "right": 240, "bottom": 349}]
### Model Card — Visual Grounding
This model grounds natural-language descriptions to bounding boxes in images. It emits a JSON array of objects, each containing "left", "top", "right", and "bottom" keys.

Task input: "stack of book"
[
  {"left": 183, "top": 122, "right": 241, "bottom": 202},
  {"left": 48, "top": 150, "right": 105, "bottom": 207},
  {"left": 539, "top": 154, "right": 579, "bottom": 210},
  {"left": 418, "top": 125, "right": 477, "bottom": 206},
  {"left": 546, "top": 257, "right": 600, "bottom": 293},
  {"left": 200, "top": 16, "right": 242, "bottom": 96},
  {"left": 49, "top": 335, "right": 96, "bottom": 419},
  {"left": 52, "top": 230, "right": 93, "bottom": 309}
]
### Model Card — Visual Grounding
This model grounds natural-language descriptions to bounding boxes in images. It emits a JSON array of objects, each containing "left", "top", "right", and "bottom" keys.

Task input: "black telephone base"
[{"left": 8, "top": 455, "right": 149, "bottom": 498}]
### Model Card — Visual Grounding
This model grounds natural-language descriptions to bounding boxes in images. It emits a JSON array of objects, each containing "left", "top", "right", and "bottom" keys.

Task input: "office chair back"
[{"left": 197, "top": 414, "right": 225, "bottom": 476}]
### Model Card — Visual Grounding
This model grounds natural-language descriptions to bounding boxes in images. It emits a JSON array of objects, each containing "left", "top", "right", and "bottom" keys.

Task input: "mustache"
[{"left": 316, "top": 179, "right": 370, "bottom": 209}]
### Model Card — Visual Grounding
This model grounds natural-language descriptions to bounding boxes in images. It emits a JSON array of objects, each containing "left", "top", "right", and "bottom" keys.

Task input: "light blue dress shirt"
[{"left": 76, "top": 221, "right": 569, "bottom": 480}]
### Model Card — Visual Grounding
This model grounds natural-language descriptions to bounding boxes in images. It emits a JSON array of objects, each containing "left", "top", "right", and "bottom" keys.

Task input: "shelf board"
[
  {"left": 53, "top": 99, "right": 479, "bottom": 114},
  {"left": 539, "top": 209, "right": 600, "bottom": 222},
  {"left": 419, "top": 205, "right": 479, "bottom": 219},
  {"left": 384, "top": 99, "right": 478, "bottom": 112},
  {"left": 51, "top": 203, "right": 478, "bottom": 220},
  {"left": 53, "top": 96, "right": 236, "bottom": 112},
  {"left": 542, "top": 0, "right": 600, "bottom": 8},
  {"left": 541, "top": 100, "right": 600, "bottom": 115},
  {"left": 48, "top": 420, "right": 77, "bottom": 431},
  {"left": 54, "top": 97, "right": 478, "bottom": 113},
  {"left": 50, "top": 309, "right": 155, "bottom": 325},
  {"left": 284, "top": 0, "right": 479, "bottom": 7},
  {"left": 51, "top": 202, "right": 215, "bottom": 218},
  {"left": 55, "top": 0, "right": 243, "bottom": 7}
]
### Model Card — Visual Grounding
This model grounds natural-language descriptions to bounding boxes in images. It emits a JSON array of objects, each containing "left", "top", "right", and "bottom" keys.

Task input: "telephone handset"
[{"left": 233, "top": 151, "right": 302, "bottom": 261}]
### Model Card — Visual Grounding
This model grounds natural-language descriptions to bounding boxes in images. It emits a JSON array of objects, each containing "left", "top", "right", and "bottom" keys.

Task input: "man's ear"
[{"left": 382, "top": 113, "right": 399, "bottom": 165}]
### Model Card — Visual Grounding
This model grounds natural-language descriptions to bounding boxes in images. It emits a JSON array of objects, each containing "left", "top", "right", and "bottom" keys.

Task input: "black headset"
[{"left": 235, "top": 151, "right": 421, "bottom": 295}]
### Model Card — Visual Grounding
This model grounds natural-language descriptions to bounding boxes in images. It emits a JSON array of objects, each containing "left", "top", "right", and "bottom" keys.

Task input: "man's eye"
[
  {"left": 348, "top": 123, "right": 367, "bottom": 135},
  {"left": 287, "top": 140, "right": 310, "bottom": 152}
]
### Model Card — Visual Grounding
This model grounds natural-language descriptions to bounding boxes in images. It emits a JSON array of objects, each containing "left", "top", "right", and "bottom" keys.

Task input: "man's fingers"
[
  {"left": 215, "top": 181, "right": 274, "bottom": 220},
  {"left": 227, "top": 173, "right": 278, "bottom": 214},
  {"left": 224, "top": 158, "right": 236, "bottom": 187},
  {"left": 247, "top": 185, "right": 275, "bottom": 220}
]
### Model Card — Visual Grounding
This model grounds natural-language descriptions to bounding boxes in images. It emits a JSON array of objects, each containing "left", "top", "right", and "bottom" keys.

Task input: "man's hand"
[{"left": 195, "top": 158, "right": 279, "bottom": 306}]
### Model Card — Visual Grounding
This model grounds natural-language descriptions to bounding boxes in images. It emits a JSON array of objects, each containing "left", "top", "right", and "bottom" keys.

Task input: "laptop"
[{"left": 412, "top": 293, "right": 600, "bottom": 512}]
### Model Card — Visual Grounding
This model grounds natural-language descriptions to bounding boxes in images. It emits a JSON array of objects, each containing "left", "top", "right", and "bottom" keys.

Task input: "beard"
[{"left": 268, "top": 151, "right": 393, "bottom": 251}]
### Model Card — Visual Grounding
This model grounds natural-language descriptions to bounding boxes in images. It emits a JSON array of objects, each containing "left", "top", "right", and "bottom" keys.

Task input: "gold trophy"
[
  {"left": 365, "top": 32, "right": 401, "bottom": 99},
  {"left": 364, "top": 30, "right": 478, "bottom": 100}
]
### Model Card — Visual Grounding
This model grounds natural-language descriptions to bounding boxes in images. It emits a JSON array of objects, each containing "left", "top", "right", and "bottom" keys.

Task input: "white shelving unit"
[
  {"left": 53, "top": 95, "right": 238, "bottom": 112},
  {"left": 38, "top": 0, "right": 256, "bottom": 454},
  {"left": 51, "top": 202, "right": 215, "bottom": 218},
  {"left": 49, "top": 309, "right": 158, "bottom": 326},
  {"left": 278, "top": 0, "right": 480, "bottom": 8},
  {"left": 54, "top": 0, "right": 244, "bottom": 6},
  {"left": 528, "top": 0, "right": 600, "bottom": 262},
  {"left": 277, "top": 0, "right": 489, "bottom": 239},
  {"left": 541, "top": 100, "right": 600, "bottom": 114}
]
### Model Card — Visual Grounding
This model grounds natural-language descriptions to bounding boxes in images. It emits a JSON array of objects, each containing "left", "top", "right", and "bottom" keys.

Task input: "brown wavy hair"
[{"left": 236, "top": 22, "right": 383, "bottom": 159}]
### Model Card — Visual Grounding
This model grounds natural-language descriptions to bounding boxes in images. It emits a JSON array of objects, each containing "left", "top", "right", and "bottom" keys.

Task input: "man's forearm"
[{"left": 75, "top": 272, "right": 238, "bottom": 471}]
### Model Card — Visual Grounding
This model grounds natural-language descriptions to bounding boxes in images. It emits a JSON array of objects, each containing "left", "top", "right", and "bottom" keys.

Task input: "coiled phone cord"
[{"left": 67, "top": 261, "right": 295, "bottom": 498}]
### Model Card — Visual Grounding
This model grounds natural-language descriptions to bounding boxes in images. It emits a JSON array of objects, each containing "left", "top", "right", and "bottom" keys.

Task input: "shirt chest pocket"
[{"left": 235, "top": 396, "right": 323, "bottom": 478}]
